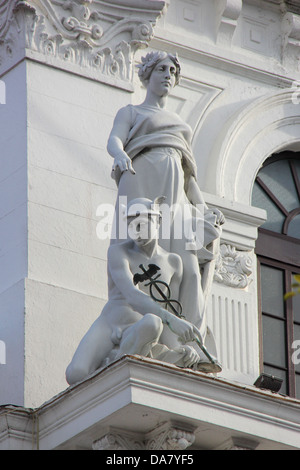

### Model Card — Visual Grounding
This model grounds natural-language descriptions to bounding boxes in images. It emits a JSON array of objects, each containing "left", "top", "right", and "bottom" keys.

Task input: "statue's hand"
[
  {"left": 165, "top": 313, "right": 202, "bottom": 345},
  {"left": 207, "top": 207, "right": 225, "bottom": 226},
  {"left": 180, "top": 345, "right": 201, "bottom": 368},
  {"left": 113, "top": 152, "right": 136, "bottom": 175}
]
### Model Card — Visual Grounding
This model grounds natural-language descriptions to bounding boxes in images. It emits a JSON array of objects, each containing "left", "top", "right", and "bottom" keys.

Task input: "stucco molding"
[
  {"left": 92, "top": 429, "right": 144, "bottom": 450},
  {"left": 92, "top": 422, "right": 196, "bottom": 450},
  {"left": 145, "top": 422, "right": 196, "bottom": 450},
  {"left": 209, "top": 89, "right": 300, "bottom": 204},
  {"left": 0, "top": 0, "right": 167, "bottom": 89},
  {"left": 282, "top": 10, "right": 300, "bottom": 57}
]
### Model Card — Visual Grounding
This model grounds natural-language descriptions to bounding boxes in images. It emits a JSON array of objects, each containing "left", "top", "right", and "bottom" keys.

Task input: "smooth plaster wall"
[
  {"left": 0, "top": 63, "right": 27, "bottom": 406},
  {"left": 24, "top": 61, "right": 131, "bottom": 407}
]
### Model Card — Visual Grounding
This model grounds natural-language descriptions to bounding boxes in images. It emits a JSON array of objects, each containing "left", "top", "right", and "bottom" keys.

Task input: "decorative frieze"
[
  {"left": 214, "top": 244, "right": 253, "bottom": 289},
  {"left": 0, "top": 0, "right": 167, "bottom": 89},
  {"left": 92, "top": 431, "right": 144, "bottom": 451},
  {"left": 92, "top": 423, "right": 196, "bottom": 451},
  {"left": 145, "top": 423, "right": 196, "bottom": 450}
]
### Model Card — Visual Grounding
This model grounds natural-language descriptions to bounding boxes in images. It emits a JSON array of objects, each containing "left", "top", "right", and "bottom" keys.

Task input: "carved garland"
[{"left": 0, "top": 0, "right": 166, "bottom": 87}]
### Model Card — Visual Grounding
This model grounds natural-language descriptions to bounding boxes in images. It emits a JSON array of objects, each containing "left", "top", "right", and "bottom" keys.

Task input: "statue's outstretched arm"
[{"left": 107, "top": 106, "right": 135, "bottom": 174}]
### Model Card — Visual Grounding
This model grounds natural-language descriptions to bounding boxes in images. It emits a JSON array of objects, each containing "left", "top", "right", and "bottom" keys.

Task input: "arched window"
[{"left": 252, "top": 152, "right": 300, "bottom": 398}]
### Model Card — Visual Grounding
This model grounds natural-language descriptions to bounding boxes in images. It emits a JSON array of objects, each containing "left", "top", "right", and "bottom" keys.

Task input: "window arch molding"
[{"left": 207, "top": 89, "right": 300, "bottom": 205}]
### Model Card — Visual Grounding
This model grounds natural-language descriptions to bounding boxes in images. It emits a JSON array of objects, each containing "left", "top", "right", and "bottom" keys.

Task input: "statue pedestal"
[{"left": 1, "top": 355, "right": 299, "bottom": 450}]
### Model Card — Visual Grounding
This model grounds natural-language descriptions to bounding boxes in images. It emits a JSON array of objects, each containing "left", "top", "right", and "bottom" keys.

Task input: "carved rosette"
[
  {"left": 214, "top": 244, "right": 253, "bottom": 289},
  {"left": 0, "top": 0, "right": 166, "bottom": 88}
]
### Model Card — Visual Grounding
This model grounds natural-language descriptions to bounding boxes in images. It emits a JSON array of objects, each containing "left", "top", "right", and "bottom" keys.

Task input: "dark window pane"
[
  {"left": 287, "top": 214, "right": 300, "bottom": 240},
  {"left": 252, "top": 182, "right": 285, "bottom": 233},
  {"left": 263, "top": 365, "right": 288, "bottom": 395},
  {"left": 259, "top": 160, "right": 299, "bottom": 212},
  {"left": 295, "top": 160, "right": 300, "bottom": 195},
  {"left": 262, "top": 316, "right": 287, "bottom": 368},
  {"left": 295, "top": 373, "right": 300, "bottom": 400},
  {"left": 261, "top": 265, "right": 285, "bottom": 318}
]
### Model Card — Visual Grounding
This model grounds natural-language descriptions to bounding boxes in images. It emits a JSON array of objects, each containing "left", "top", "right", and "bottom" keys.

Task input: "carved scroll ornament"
[
  {"left": 92, "top": 423, "right": 196, "bottom": 451},
  {"left": 214, "top": 244, "right": 253, "bottom": 289},
  {"left": 0, "top": 0, "right": 166, "bottom": 88}
]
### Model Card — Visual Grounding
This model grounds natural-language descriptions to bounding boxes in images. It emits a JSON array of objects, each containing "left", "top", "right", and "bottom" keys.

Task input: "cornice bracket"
[{"left": 215, "top": 0, "right": 243, "bottom": 45}]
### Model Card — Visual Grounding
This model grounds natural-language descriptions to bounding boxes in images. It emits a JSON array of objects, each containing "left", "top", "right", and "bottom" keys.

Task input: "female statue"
[
  {"left": 65, "top": 52, "right": 224, "bottom": 385},
  {"left": 107, "top": 51, "right": 224, "bottom": 354}
]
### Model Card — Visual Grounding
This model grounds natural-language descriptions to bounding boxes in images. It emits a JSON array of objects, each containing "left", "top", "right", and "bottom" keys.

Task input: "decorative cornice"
[
  {"left": 0, "top": 0, "right": 167, "bottom": 89},
  {"left": 214, "top": 244, "right": 253, "bottom": 288}
]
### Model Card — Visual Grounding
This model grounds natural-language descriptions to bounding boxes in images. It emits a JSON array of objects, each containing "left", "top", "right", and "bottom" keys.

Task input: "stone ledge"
[{"left": 1, "top": 355, "right": 300, "bottom": 450}]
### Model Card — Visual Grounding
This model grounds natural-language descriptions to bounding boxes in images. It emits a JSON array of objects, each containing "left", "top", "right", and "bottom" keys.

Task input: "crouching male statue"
[{"left": 66, "top": 197, "right": 220, "bottom": 386}]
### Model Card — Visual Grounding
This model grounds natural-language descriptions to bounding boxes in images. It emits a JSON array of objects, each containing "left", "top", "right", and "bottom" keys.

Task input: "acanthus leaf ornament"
[
  {"left": 0, "top": 0, "right": 167, "bottom": 89},
  {"left": 92, "top": 423, "right": 196, "bottom": 451},
  {"left": 214, "top": 244, "right": 253, "bottom": 289}
]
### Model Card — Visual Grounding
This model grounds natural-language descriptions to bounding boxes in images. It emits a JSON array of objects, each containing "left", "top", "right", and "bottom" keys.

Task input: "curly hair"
[{"left": 137, "top": 51, "right": 181, "bottom": 87}]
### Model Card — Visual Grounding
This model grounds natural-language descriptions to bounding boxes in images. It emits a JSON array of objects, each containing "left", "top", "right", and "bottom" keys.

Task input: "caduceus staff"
[{"left": 133, "top": 263, "right": 219, "bottom": 367}]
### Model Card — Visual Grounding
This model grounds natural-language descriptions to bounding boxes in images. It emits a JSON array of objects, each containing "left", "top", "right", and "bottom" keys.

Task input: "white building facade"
[{"left": 0, "top": 0, "right": 299, "bottom": 450}]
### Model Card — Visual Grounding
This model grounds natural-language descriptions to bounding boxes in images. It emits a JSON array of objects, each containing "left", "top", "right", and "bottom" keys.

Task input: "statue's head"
[
  {"left": 137, "top": 51, "right": 181, "bottom": 88},
  {"left": 125, "top": 196, "right": 165, "bottom": 218}
]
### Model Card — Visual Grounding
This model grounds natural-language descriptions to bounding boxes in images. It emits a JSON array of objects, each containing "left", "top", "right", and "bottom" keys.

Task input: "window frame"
[
  {"left": 254, "top": 152, "right": 300, "bottom": 398},
  {"left": 256, "top": 254, "right": 300, "bottom": 397}
]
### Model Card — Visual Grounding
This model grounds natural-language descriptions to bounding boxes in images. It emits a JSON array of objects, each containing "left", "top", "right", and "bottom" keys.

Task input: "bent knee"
[
  {"left": 142, "top": 314, "right": 163, "bottom": 338},
  {"left": 66, "top": 362, "right": 90, "bottom": 385}
]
